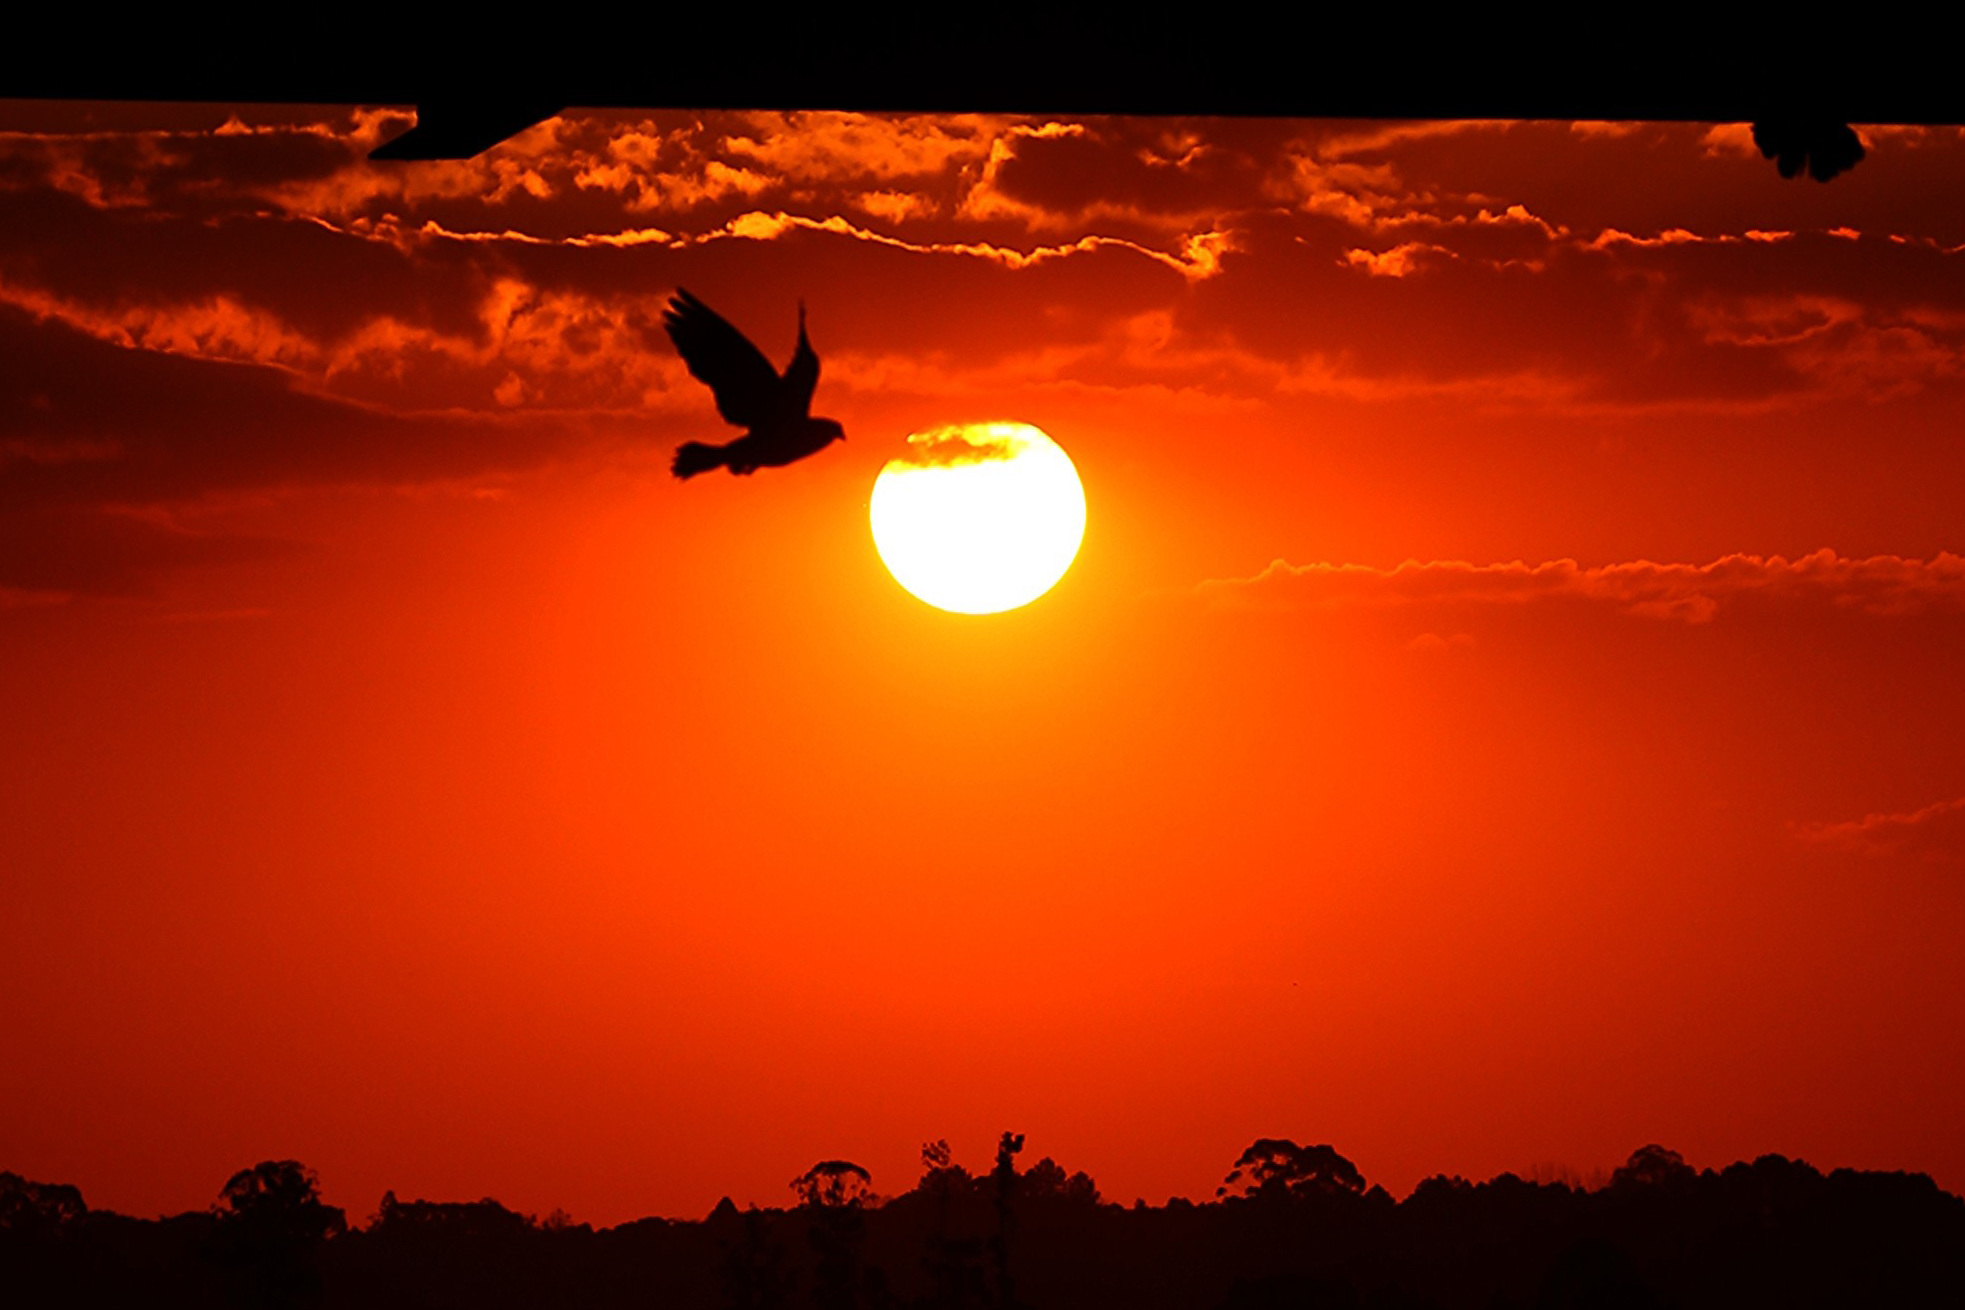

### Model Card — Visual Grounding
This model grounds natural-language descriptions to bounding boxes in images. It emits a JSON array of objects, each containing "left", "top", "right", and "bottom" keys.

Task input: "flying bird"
[{"left": 663, "top": 289, "right": 845, "bottom": 479}]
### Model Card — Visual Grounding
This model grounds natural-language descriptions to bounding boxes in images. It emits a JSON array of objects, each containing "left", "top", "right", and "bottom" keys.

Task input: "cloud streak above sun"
[
  {"left": 887, "top": 424, "right": 1020, "bottom": 468},
  {"left": 7, "top": 105, "right": 1965, "bottom": 603}
]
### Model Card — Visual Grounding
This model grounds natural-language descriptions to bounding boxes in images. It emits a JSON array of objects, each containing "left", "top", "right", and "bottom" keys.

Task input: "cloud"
[
  {"left": 1198, "top": 550, "right": 1965, "bottom": 621},
  {"left": 0, "top": 111, "right": 377, "bottom": 215},
  {"left": 1687, "top": 293, "right": 1859, "bottom": 347},
  {"left": 954, "top": 118, "right": 1284, "bottom": 240},
  {"left": 1699, "top": 123, "right": 1763, "bottom": 161},
  {"left": 1343, "top": 242, "right": 1456, "bottom": 278},
  {"left": 723, "top": 111, "right": 1003, "bottom": 185},
  {"left": 0, "top": 107, "right": 994, "bottom": 239},
  {"left": 1264, "top": 150, "right": 1414, "bottom": 230},
  {"left": 687, "top": 209, "right": 1229, "bottom": 279},
  {"left": 0, "top": 505, "right": 303, "bottom": 599},
  {"left": 854, "top": 190, "right": 938, "bottom": 223},
  {"left": 9, "top": 105, "right": 1965, "bottom": 499},
  {"left": 1265, "top": 123, "right": 1569, "bottom": 248},
  {"left": 1569, "top": 122, "right": 1644, "bottom": 139},
  {"left": 1312, "top": 119, "right": 1516, "bottom": 161},
  {"left": 1587, "top": 227, "right": 1794, "bottom": 251},
  {"left": 1795, "top": 795, "right": 1965, "bottom": 862},
  {"left": 884, "top": 423, "right": 1020, "bottom": 469},
  {"left": 0, "top": 304, "right": 582, "bottom": 512}
]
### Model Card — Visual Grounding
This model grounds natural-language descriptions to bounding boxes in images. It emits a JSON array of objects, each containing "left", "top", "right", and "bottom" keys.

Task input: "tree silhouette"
[
  {"left": 217, "top": 1161, "right": 347, "bottom": 1242},
  {"left": 3, "top": 1144, "right": 1963, "bottom": 1308},
  {"left": 1611, "top": 1144, "right": 1697, "bottom": 1191},
  {"left": 791, "top": 1161, "right": 873, "bottom": 1211},
  {"left": 366, "top": 1190, "right": 532, "bottom": 1240},
  {"left": 0, "top": 1171, "right": 86, "bottom": 1235},
  {"left": 914, "top": 1140, "right": 985, "bottom": 1310},
  {"left": 1017, "top": 1157, "right": 1100, "bottom": 1207},
  {"left": 989, "top": 1132, "right": 1025, "bottom": 1310},
  {"left": 791, "top": 1161, "right": 872, "bottom": 1310},
  {"left": 211, "top": 1160, "right": 345, "bottom": 1308},
  {"left": 717, "top": 1203, "right": 790, "bottom": 1310},
  {"left": 1217, "top": 1140, "right": 1367, "bottom": 1201}
]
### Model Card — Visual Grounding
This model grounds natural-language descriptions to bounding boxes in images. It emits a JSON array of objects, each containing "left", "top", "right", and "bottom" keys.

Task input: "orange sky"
[{"left": 3, "top": 103, "right": 1963, "bottom": 1227}]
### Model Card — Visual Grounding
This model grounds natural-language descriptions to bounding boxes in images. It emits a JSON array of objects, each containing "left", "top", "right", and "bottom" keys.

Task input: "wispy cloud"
[
  {"left": 1198, "top": 550, "right": 1965, "bottom": 622},
  {"left": 1587, "top": 227, "right": 1794, "bottom": 251},
  {"left": 684, "top": 210, "right": 1234, "bottom": 280},
  {"left": 1795, "top": 795, "right": 1965, "bottom": 861},
  {"left": 0, "top": 504, "right": 304, "bottom": 599}
]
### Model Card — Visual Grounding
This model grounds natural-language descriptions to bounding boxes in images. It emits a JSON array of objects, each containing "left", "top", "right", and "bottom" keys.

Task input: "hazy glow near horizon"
[{"left": 869, "top": 422, "right": 1087, "bottom": 614}]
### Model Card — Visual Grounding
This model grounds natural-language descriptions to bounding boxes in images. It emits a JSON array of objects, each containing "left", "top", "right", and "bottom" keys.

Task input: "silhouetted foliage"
[
  {"left": 5, "top": 1144, "right": 1963, "bottom": 1309},
  {"left": 792, "top": 1162, "right": 873, "bottom": 1212},
  {"left": 1218, "top": 1139, "right": 1368, "bottom": 1201},
  {"left": 1611, "top": 1144, "right": 1697, "bottom": 1192},
  {"left": 209, "top": 1160, "right": 346, "bottom": 1308},
  {"left": 1016, "top": 1157, "right": 1099, "bottom": 1208},
  {"left": 1536, "top": 1238, "right": 1658, "bottom": 1310},
  {"left": 792, "top": 1162, "right": 872, "bottom": 1310},
  {"left": 367, "top": 1191, "right": 533, "bottom": 1242},
  {"left": 716, "top": 1202, "right": 790, "bottom": 1310},
  {"left": 989, "top": 1132, "right": 1025, "bottom": 1310},
  {"left": 0, "top": 1171, "right": 86, "bottom": 1235},
  {"left": 216, "top": 1161, "right": 347, "bottom": 1244},
  {"left": 912, "top": 1140, "right": 986, "bottom": 1310}
]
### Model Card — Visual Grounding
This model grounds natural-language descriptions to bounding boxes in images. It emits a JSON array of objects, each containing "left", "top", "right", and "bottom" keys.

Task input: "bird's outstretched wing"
[
  {"left": 663, "top": 289, "right": 781, "bottom": 430},
  {"left": 781, "top": 300, "right": 819, "bottom": 418}
]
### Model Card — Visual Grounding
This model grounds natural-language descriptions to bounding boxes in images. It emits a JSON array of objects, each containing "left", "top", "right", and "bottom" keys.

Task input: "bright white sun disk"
[{"left": 870, "top": 422, "right": 1087, "bottom": 615}]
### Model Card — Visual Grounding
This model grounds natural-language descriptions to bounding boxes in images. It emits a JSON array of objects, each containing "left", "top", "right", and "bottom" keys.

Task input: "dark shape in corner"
[
  {"left": 1751, "top": 119, "right": 1867, "bottom": 180},
  {"left": 664, "top": 290, "right": 846, "bottom": 480},
  {"left": 369, "top": 102, "right": 563, "bottom": 160}
]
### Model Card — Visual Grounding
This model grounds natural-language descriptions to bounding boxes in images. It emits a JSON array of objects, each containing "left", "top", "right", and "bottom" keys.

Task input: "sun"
[{"left": 870, "top": 422, "right": 1087, "bottom": 615}]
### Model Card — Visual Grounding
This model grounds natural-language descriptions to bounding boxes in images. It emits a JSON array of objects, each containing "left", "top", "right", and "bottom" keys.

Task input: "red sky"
[{"left": 3, "top": 102, "right": 1963, "bottom": 1227}]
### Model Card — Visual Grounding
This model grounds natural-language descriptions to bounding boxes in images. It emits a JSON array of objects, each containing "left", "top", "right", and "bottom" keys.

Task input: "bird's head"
[{"left": 815, "top": 418, "right": 845, "bottom": 446}]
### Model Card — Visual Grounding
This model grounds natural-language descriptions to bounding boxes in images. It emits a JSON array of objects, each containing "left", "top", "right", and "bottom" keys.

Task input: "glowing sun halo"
[{"left": 870, "top": 422, "right": 1087, "bottom": 615}]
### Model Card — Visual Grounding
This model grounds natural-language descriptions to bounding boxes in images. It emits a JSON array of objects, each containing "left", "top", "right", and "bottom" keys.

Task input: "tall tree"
[
  {"left": 989, "top": 1132, "right": 1025, "bottom": 1310},
  {"left": 212, "top": 1160, "right": 345, "bottom": 1308},
  {"left": 1217, "top": 1140, "right": 1367, "bottom": 1201},
  {"left": 791, "top": 1161, "right": 872, "bottom": 1310}
]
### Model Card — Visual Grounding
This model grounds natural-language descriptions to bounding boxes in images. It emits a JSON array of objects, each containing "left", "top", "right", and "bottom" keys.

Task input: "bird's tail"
[{"left": 672, "top": 441, "right": 725, "bottom": 479}]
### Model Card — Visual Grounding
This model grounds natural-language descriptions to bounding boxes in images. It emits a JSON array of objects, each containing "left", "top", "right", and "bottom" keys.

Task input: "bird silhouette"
[{"left": 663, "top": 289, "right": 845, "bottom": 478}]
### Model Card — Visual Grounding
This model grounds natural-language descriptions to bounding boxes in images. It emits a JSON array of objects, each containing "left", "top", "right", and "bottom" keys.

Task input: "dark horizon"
[
  {"left": 10, "top": 1134, "right": 1961, "bottom": 1226},
  {"left": 7, "top": 1138, "right": 1961, "bottom": 1308}
]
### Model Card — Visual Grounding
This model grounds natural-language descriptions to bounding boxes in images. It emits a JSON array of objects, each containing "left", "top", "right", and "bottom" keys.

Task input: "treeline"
[{"left": 4, "top": 1138, "right": 1961, "bottom": 1308}]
